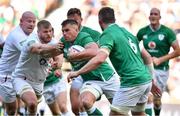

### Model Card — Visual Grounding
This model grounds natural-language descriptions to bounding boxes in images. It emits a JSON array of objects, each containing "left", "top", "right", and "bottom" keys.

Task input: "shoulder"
[{"left": 78, "top": 32, "right": 91, "bottom": 38}]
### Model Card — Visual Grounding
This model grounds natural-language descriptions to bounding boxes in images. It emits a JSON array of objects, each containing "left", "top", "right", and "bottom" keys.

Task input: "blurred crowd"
[{"left": 1, "top": 0, "right": 180, "bottom": 102}]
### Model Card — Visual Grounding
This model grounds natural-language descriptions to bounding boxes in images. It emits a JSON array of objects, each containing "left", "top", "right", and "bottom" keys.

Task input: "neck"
[{"left": 150, "top": 23, "right": 160, "bottom": 31}]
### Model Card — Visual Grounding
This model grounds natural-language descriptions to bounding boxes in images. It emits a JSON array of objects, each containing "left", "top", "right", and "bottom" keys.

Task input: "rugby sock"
[
  {"left": 154, "top": 107, "right": 161, "bottom": 116},
  {"left": 145, "top": 103, "right": 153, "bottom": 116},
  {"left": 79, "top": 111, "right": 88, "bottom": 116},
  {"left": 87, "top": 106, "right": 103, "bottom": 116}
]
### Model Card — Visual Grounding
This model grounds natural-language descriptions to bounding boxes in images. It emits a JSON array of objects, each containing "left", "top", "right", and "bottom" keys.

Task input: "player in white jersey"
[
  {"left": 12, "top": 20, "right": 63, "bottom": 115},
  {"left": 0, "top": 11, "right": 36, "bottom": 115}
]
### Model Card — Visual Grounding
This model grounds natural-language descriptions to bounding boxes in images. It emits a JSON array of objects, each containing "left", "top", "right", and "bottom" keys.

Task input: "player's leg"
[
  {"left": 70, "top": 76, "right": 83, "bottom": 115},
  {"left": 55, "top": 79, "right": 71, "bottom": 116},
  {"left": 48, "top": 101, "right": 60, "bottom": 115},
  {"left": 131, "top": 82, "right": 152, "bottom": 116},
  {"left": 153, "top": 69, "right": 169, "bottom": 116},
  {"left": 79, "top": 82, "right": 103, "bottom": 116},
  {"left": 145, "top": 93, "right": 153, "bottom": 116},
  {"left": 0, "top": 77, "right": 17, "bottom": 115},
  {"left": 13, "top": 78, "right": 38, "bottom": 115}
]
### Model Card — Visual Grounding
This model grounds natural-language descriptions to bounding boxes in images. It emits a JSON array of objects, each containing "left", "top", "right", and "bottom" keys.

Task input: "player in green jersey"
[
  {"left": 67, "top": 7, "right": 152, "bottom": 116},
  {"left": 66, "top": 8, "right": 101, "bottom": 115},
  {"left": 137, "top": 8, "right": 180, "bottom": 116},
  {"left": 61, "top": 19, "right": 119, "bottom": 116}
]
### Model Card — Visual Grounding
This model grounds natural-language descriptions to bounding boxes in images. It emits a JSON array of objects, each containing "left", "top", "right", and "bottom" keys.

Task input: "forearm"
[
  {"left": 77, "top": 51, "right": 107, "bottom": 75},
  {"left": 77, "top": 56, "right": 103, "bottom": 75},
  {"left": 69, "top": 49, "right": 98, "bottom": 61},
  {"left": 159, "top": 50, "right": 180, "bottom": 63},
  {"left": 38, "top": 44, "right": 63, "bottom": 58}
]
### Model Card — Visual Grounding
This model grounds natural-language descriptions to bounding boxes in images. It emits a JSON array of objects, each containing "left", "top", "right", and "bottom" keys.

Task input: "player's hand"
[
  {"left": 54, "top": 69, "right": 62, "bottom": 78},
  {"left": 152, "top": 57, "right": 161, "bottom": 66},
  {"left": 151, "top": 80, "right": 162, "bottom": 97},
  {"left": 67, "top": 71, "right": 79, "bottom": 83},
  {"left": 56, "top": 42, "right": 64, "bottom": 53}
]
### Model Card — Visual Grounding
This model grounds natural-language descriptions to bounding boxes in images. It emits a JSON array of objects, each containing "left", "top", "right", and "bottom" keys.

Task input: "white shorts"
[
  {"left": 80, "top": 73, "right": 120, "bottom": 100},
  {"left": 111, "top": 82, "right": 152, "bottom": 114},
  {"left": 12, "top": 77, "right": 44, "bottom": 102},
  {"left": 71, "top": 76, "right": 83, "bottom": 90},
  {"left": 0, "top": 74, "right": 16, "bottom": 103},
  {"left": 154, "top": 69, "right": 169, "bottom": 92},
  {"left": 43, "top": 79, "right": 67, "bottom": 104}
]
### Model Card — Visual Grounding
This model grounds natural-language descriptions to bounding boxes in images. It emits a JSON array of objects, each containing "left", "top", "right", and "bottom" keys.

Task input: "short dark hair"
[
  {"left": 61, "top": 19, "right": 78, "bottom": 27},
  {"left": 37, "top": 20, "right": 52, "bottom": 30},
  {"left": 67, "top": 8, "right": 81, "bottom": 17},
  {"left": 98, "top": 7, "right": 115, "bottom": 24}
]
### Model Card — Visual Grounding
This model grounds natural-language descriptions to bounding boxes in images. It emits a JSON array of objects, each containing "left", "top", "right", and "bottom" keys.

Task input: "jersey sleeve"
[
  {"left": 81, "top": 35, "right": 95, "bottom": 47},
  {"left": 99, "top": 32, "right": 114, "bottom": 52},
  {"left": 167, "top": 28, "right": 176, "bottom": 45},
  {"left": 136, "top": 29, "right": 143, "bottom": 41}
]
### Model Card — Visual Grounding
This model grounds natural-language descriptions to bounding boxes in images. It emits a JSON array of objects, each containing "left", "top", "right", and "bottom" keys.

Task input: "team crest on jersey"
[
  {"left": 143, "top": 35, "right": 148, "bottom": 40},
  {"left": 158, "top": 34, "right": 164, "bottom": 41},
  {"left": 148, "top": 41, "right": 156, "bottom": 49}
]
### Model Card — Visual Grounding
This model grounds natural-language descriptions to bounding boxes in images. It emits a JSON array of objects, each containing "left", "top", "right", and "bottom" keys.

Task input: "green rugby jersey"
[
  {"left": 99, "top": 24, "right": 151, "bottom": 87},
  {"left": 137, "top": 25, "right": 176, "bottom": 70},
  {"left": 61, "top": 32, "right": 114, "bottom": 82},
  {"left": 81, "top": 26, "right": 101, "bottom": 42},
  {"left": 44, "top": 26, "right": 100, "bottom": 85}
]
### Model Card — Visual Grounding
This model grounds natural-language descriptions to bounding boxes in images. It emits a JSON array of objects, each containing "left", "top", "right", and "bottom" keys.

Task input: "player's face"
[
  {"left": 38, "top": 26, "right": 53, "bottom": 43},
  {"left": 62, "top": 24, "right": 79, "bottom": 42},
  {"left": 67, "top": 14, "right": 82, "bottom": 28},
  {"left": 149, "top": 8, "right": 161, "bottom": 25},
  {"left": 21, "top": 15, "right": 36, "bottom": 35}
]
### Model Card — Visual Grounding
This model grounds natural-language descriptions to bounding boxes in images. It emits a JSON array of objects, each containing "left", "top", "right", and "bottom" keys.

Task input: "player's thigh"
[{"left": 48, "top": 101, "right": 60, "bottom": 115}]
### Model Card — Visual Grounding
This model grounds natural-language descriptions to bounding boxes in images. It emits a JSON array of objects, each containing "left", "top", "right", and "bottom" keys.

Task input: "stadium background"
[{"left": 0, "top": 0, "right": 180, "bottom": 115}]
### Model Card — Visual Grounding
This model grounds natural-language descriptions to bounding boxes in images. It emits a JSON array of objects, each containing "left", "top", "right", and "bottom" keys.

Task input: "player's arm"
[
  {"left": 30, "top": 42, "right": 64, "bottom": 58},
  {"left": 68, "top": 42, "right": 98, "bottom": 61},
  {"left": 51, "top": 54, "right": 64, "bottom": 77},
  {"left": 153, "top": 40, "right": 180, "bottom": 66},
  {"left": 67, "top": 48, "right": 109, "bottom": 81}
]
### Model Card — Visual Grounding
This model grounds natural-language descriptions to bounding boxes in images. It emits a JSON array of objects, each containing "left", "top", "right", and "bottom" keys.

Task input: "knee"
[
  {"left": 59, "top": 103, "right": 68, "bottom": 113},
  {"left": 26, "top": 100, "right": 37, "bottom": 112},
  {"left": 81, "top": 98, "right": 93, "bottom": 110}
]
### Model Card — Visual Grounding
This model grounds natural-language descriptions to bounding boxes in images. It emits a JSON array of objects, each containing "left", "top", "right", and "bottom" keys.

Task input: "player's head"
[
  {"left": 61, "top": 19, "right": 79, "bottom": 42},
  {"left": 149, "top": 8, "right": 161, "bottom": 26},
  {"left": 20, "top": 11, "right": 36, "bottom": 35},
  {"left": 37, "top": 20, "right": 53, "bottom": 43},
  {"left": 67, "top": 8, "right": 82, "bottom": 29},
  {"left": 98, "top": 7, "right": 115, "bottom": 31}
]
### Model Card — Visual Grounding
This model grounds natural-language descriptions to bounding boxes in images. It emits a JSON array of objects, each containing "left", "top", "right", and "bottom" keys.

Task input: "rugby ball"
[{"left": 69, "top": 45, "right": 85, "bottom": 53}]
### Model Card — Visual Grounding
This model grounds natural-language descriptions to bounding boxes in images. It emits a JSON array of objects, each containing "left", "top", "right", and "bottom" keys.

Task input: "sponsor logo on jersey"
[
  {"left": 148, "top": 41, "right": 156, "bottom": 49},
  {"left": 158, "top": 34, "right": 165, "bottom": 41}
]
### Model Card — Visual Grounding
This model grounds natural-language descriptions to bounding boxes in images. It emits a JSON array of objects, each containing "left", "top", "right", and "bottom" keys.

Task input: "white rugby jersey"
[
  {"left": 0, "top": 26, "right": 31, "bottom": 75},
  {"left": 12, "top": 34, "right": 57, "bottom": 83}
]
